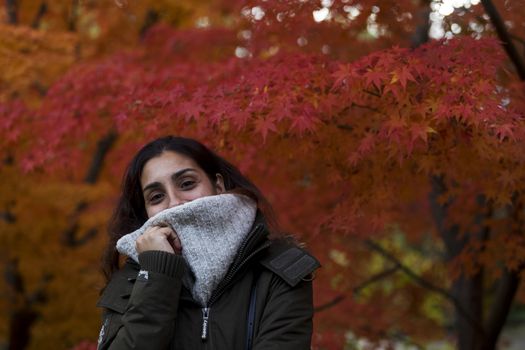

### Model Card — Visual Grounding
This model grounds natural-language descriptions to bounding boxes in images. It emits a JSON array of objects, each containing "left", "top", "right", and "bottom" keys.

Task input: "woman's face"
[{"left": 140, "top": 151, "right": 225, "bottom": 218}]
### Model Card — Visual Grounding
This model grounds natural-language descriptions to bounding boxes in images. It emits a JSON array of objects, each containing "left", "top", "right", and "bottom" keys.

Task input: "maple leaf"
[
  {"left": 434, "top": 103, "right": 452, "bottom": 121},
  {"left": 383, "top": 81, "right": 403, "bottom": 100},
  {"left": 494, "top": 123, "right": 514, "bottom": 141},
  {"left": 332, "top": 63, "right": 355, "bottom": 91},
  {"left": 390, "top": 66, "right": 415, "bottom": 89},
  {"left": 357, "top": 133, "right": 376, "bottom": 155},
  {"left": 179, "top": 100, "right": 205, "bottom": 122},
  {"left": 289, "top": 108, "right": 320, "bottom": 135},
  {"left": 406, "top": 57, "right": 425, "bottom": 79},
  {"left": 474, "top": 79, "right": 493, "bottom": 95},
  {"left": 364, "top": 68, "right": 387, "bottom": 90},
  {"left": 382, "top": 116, "right": 406, "bottom": 138},
  {"left": 493, "top": 191, "right": 512, "bottom": 207},
  {"left": 20, "top": 156, "right": 36, "bottom": 173},
  {"left": 208, "top": 111, "right": 225, "bottom": 126},
  {"left": 410, "top": 123, "right": 436, "bottom": 144},
  {"left": 347, "top": 152, "right": 361, "bottom": 167},
  {"left": 254, "top": 117, "right": 277, "bottom": 142},
  {"left": 228, "top": 110, "right": 250, "bottom": 131}
]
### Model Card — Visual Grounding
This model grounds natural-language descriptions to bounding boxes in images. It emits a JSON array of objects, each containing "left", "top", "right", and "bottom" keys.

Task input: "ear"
[{"left": 215, "top": 173, "right": 225, "bottom": 194}]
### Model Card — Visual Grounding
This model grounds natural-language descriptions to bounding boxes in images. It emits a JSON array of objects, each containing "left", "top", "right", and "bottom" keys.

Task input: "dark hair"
[{"left": 101, "top": 136, "right": 277, "bottom": 283}]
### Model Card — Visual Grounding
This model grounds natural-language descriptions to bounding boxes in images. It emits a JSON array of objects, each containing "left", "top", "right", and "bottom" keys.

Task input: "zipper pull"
[{"left": 201, "top": 307, "right": 209, "bottom": 340}]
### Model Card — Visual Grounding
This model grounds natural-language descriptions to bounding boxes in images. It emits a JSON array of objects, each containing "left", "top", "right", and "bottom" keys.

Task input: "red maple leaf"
[
  {"left": 332, "top": 63, "right": 355, "bottom": 91},
  {"left": 357, "top": 133, "right": 376, "bottom": 155},
  {"left": 254, "top": 117, "right": 277, "bottom": 141},
  {"left": 364, "top": 68, "right": 387, "bottom": 90},
  {"left": 494, "top": 123, "right": 514, "bottom": 141},
  {"left": 179, "top": 100, "right": 205, "bottom": 122},
  {"left": 410, "top": 123, "right": 435, "bottom": 144},
  {"left": 390, "top": 65, "right": 416, "bottom": 89}
]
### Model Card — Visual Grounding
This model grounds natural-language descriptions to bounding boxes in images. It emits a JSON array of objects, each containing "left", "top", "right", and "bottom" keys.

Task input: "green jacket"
[{"left": 96, "top": 222, "right": 320, "bottom": 349}]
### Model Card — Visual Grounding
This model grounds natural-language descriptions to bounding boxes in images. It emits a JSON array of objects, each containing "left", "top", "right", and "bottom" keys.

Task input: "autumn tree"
[{"left": 1, "top": 0, "right": 525, "bottom": 349}]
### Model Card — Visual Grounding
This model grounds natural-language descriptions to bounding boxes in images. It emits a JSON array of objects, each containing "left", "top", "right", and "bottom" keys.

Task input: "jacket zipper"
[
  {"left": 201, "top": 307, "right": 209, "bottom": 340},
  {"left": 200, "top": 224, "right": 270, "bottom": 342}
]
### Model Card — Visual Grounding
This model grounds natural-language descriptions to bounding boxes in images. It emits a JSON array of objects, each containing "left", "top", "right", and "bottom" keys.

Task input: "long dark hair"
[{"left": 102, "top": 136, "right": 277, "bottom": 283}]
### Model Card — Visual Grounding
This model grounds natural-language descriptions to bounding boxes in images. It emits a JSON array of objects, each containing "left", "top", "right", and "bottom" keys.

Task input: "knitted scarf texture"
[{"left": 116, "top": 193, "right": 257, "bottom": 306}]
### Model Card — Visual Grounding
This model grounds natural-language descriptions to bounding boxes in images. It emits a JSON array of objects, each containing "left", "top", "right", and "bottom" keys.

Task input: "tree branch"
[
  {"left": 332, "top": 102, "right": 381, "bottom": 132},
  {"left": 353, "top": 265, "right": 400, "bottom": 296},
  {"left": 336, "top": 124, "right": 353, "bottom": 132},
  {"left": 314, "top": 294, "right": 345, "bottom": 313},
  {"left": 0, "top": 210, "right": 16, "bottom": 223},
  {"left": 31, "top": 2, "right": 48, "bottom": 29},
  {"left": 5, "top": 0, "right": 18, "bottom": 25},
  {"left": 139, "top": 9, "right": 159, "bottom": 38},
  {"left": 61, "top": 131, "right": 118, "bottom": 246},
  {"left": 364, "top": 239, "right": 486, "bottom": 337},
  {"left": 481, "top": 0, "right": 525, "bottom": 80},
  {"left": 4, "top": 259, "right": 24, "bottom": 295},
  {"left": 84, "top": 130, "right": 118, "bottom": 184},
  {"left": 351, "top": 102, "right": 381, "bottom": 113},
  {"left": 314, "top": 265, "right": 399, "bottom": 312},
  {"left": 68, "top": 0, "right": 79, "bottom": 32},
  {"left": 509, "top": 33, "right": 525, "bottom": 45},
  {"left": 363, "top": 89, "right": 381, "bottom": 98}
]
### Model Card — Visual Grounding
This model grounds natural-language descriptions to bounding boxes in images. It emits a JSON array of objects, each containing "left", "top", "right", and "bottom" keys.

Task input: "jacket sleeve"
[
  {"left": 97, "top": 251, "right": 186, "bottom": 350},
  {"left": 253, "top": 276, "right": 314, "bottom": 350}
]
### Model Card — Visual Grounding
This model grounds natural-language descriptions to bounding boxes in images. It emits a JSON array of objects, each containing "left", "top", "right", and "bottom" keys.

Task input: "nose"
[{"left": 167, "top": 192, "right": 185, "bottom": 208}]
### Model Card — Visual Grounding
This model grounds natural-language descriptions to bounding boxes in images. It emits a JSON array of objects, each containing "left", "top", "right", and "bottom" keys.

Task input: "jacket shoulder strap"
[
  {"left": 259, "top": 240, "right": 320, "bottom": 287},
  {"left": 245, "top": 267, "right": 261, "bottom": 350}
]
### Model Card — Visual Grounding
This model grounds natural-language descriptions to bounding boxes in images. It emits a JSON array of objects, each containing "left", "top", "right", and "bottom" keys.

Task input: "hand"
[{"left": 136, "top": 225, "right": 182, "bottom": 255}]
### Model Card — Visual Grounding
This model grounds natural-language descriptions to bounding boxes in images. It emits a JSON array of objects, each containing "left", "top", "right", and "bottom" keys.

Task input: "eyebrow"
[{"left": 142, "top": 168, "right": 196, "bottom": 193}]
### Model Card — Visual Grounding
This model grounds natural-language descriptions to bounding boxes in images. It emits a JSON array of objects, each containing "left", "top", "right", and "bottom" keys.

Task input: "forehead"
[{"left": 140, "top": 151, "right": 201, "bottom": 187}]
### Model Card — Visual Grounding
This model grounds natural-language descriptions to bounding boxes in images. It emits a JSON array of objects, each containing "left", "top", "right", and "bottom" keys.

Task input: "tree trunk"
[
  {"left": 5, "top": 259, "right": 45, "bottom": 350},
  {"left": 430, "top": 176, "right": 486, "bottom": 350},
  {"left": 453, "top": 273, "right": 484, "bottom": 350},
  {"left": 8, "top": 308, "right": 38, "bottom": 350},
  {"left": 481, "top": 268, "right": 521, "bottom": 350}
]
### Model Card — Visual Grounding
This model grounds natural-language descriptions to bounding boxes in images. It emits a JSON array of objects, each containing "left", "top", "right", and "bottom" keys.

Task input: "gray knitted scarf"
[{"left": 116, "top": 193, "right": 257, "bottom": 306}]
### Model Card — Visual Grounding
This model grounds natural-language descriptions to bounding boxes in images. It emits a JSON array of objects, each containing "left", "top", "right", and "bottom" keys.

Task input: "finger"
[
  {"left": 159, "top": 227, "right": 180, "bottom": 242},
  {"left": 143, "top": 225, "right": 164, "bottom": 235},
  {"left": 172, "top": 234, "right": 182, "bottom": 251},
  {"left": 164, "top": 230, "right": 181, "bottom": 251},
  {"left": 141, "top": 226, "right": 181, "bottom": 252},
  {"left": 140, "top": 227, "right": 169, "bottom": 244},
  {"left": 144, "top": 225, "right": 171, "bottom": 237},
  {"left": 136, "top": 229, "right": 175, "bottom": 254}
]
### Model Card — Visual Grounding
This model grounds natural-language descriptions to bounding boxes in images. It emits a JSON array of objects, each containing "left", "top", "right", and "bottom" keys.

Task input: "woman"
[{"left": 97, "top": 136, "right": 319, "bottom": 349}]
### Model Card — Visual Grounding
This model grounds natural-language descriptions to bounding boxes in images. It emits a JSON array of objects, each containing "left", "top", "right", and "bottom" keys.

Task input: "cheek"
[
  {"left": 203, "top": 181, "right": 219, "bottom": 196},
  {"left": 146, "top": 206, "right": 161, "bottom": 219},
  {"left": 186, "top": 191, "right": 211, "bottom": 201},
  {"left": 188, "top": 183, "right": 217, "bottom": 200}
]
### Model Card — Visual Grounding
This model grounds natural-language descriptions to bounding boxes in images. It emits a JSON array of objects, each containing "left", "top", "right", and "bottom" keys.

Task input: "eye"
[
  {"left": 180, "top": 178, "right": 196, "bottom": 190},
  {"left": 148, "top": 192, "right": 164, "bottom": 204}
]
